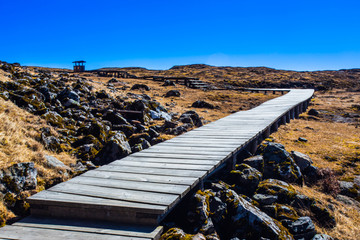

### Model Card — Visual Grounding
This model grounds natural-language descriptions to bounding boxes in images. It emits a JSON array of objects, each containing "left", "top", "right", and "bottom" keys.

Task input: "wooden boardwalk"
[{"left": 0, "top": 89, "right": 314, "bottom": 239}]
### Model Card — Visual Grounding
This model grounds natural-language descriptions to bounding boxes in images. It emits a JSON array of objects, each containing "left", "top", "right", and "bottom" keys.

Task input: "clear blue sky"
[{"left": 1, "top": 0, "right": 359, "bottom": 71}]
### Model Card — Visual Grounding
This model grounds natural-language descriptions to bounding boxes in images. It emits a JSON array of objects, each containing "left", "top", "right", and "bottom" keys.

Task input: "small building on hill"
[{"left": 73, "top": 60, "right": 86, "bottom": 72}]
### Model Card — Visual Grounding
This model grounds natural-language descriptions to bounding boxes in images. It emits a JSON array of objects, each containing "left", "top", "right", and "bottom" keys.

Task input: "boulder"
[
  {"left": 131, "top": 84, "right": 150, "bottom": 91},
  {"left": 103, "top": 110, "right": 129, "bottom": 125},
  {"left": 93, "top": 132, "right": 131, "bottom": 165},
  {"left": 256, "top": 179, "right": 297, "bottom": 204},
  {"left": 242, "top": 155, "right": 264, "bottom": 172},
  {"left": 291, "top": 151, "right": 313, "bottom": 172},
  {"left": 112, "top": 124, "right": 136, "bottom": 137},
  {"left": 260, "top": 143, "right": 303, "bottom": 184},
  {"left": 44, "top": 155, "right": 69, "bottom": 169},
  {"left": 308, "top": 109, "right": 319, "bottom": 117},
  {"left": 338, "top": 181, "right": 360, "bottom": 198},
  {"left": 165, "top": 90, "right": 181, "bottom": 97},
  {"left": 57, "top": 87, "right": 80, "bottom": 102},
  {"left": 0, "top": 162, "right": 37, "bottom": 193},
  {"left": 230, "top": 164, "right": 262, "bottom": 195},
  {"left": 282, "top": 216, "right": 316, "bottom": 240},
  {"left": 253, "top": 194, "right": 278, "bottom": 205},
  {"left": 221, "top": 189, "right": 294, "bottom": 239},
  {"left": 298, "top": 137, "right": 308, "bottom": 142},
  {"left": 42, "top": 111, "right": 64, "bottom": 128},
  {"left": 191, "top": 100, "right": 215, "bottom": 109},
  {"left": 96, "top": 90, "right": 110, "bottom": 99},
  {"left": 180, "top": 111, "right": 203, "bottom": 127}
]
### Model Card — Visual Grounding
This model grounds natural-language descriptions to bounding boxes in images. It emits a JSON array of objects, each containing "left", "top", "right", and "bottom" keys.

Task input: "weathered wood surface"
[
  {"left": 1, "top": 89, "right": 313, "bottom": 239},
  {"left": 0, "top": 216, "right": 163, "bottom": 240}
]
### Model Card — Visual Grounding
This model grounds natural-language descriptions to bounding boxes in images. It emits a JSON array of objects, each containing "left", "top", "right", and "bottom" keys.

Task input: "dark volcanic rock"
[
  {"left": 165, "top": 90, "right": 181, "bottom": 97},
  {"left": 308, "top": 109, "right": 319, "bottom": 117},
  {"left": 180, "top": 111, "right": 203, "bottom": 127},
  {"left": 260, "top": 143, "right": 303, "bottom": 184},
  {"left": 0, "top": 163, "right": 37, "bottom": 193},
  {"left": 282, "top": 216, "right": 316, "bottom": 240},
  {"left": 230, "top": 164, "right": 262, "bottom": 195},
  {"left": 131, "top": 84, "right": 150, "bottom": 91},
  {"left": 291, "top": 151, "right": 313, "bottom": 172},
  {"left": 191, "top": 100, "right": 215, "bottom": 109},
  {"left": 221, "top": 189, "right": 294, "bottom": 239},
  {"left": 93, "top": 132, "right": 131, "bottom": 165}
]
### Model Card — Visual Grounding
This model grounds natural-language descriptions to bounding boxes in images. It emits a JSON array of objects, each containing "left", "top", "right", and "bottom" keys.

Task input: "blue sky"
[{"left": 1, "top": 0, "right": 359, "bottom": 71}]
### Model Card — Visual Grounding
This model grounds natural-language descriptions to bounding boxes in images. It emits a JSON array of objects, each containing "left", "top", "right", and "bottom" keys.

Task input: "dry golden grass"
[
  {"left": 270, "top": 90, "right": 360, "bottom": 239},
  {"left": 0, "top": 97, "right": 77, "bottom": 192},
  {"left": 294, "top": 185, "right": 360, "bottom": 240},
  {"left": 0, "top": 69, "right": 11, "bottom": 82}
]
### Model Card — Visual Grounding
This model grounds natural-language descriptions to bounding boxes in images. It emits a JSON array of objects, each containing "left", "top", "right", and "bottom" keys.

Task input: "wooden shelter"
[{"left": 73, "top": 60, "right": 86, "bottom": 72}]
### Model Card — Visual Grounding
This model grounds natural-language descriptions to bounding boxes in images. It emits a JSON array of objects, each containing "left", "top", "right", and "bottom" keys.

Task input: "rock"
[
  {"left": 162, "top": 80, "right": 176, "bottom": 86},
  {"left": 42, "top": 111, "right": 64, "bottom": 128},
  {"left": 209, "top": 196, "right": 227, "bottom": 224},
  {"left": 165, "top": 90, "right": 181, "bottom": 97},
  {"left": 103, "top": 110, "right": 129, "bottom": 125},
  {"left": 302, "top": 165, "right": 319, "bottom": 184},
  {"left": 308, "top": 109, "right": 319, "bottom": 117},
  {"left": 256, "top": 179, "right": 297, "bottom": 203},
  {"left": 0, "top": 162, "right": 37, "bottom": 193},
  {"left": 310, "top": 202, "right": 336, "bottom": 228},
  {"left": 44, "top": 155, "right": 69, "bottom": 169},
  {"left": 335, "top": 194, "right": 360, "bottom": 210},
  {"left": 291, "top": 151, "right": 313, "bottom": 172},
  {"left": 262, "top": 204, "right": 299, "bottom": 221},
  {"left": 311, "top": 234, "right": 334, "bottom": 240},
  {"left": 291, "top": 194, "right": 315, "bottom": 209},
  {"left": 180, "top": 111, "right": 203, "bottom": 127},
  {"left": 112, "top": 124, "right": 136, "bottom": 137},
  {"left": 338, "top": 181, "right": 360, "bottom": 198},
  {"left": 260, "top": 143, "right": 303, "bottom": 184},
  {"left": 108, "top": 78, "right": 119, "bottom": 83},
  {"left": 282, "top": 216, "right": 316, "bottom": 240},
  {"left": 96, "top": 90, "right": 110, "bottom": 99},
  {"left": 160, "top": 228, "right": 188, "bottom": 240},
  {"left": 131, "top": 84, "right": 150, "bottom": 91},
  {"left": 221, "top": 189, "right": 294, "bottom": 239},
  {"left": 253, "top": 194, "right": 278, "bottom": 205},
  {"left": 93, "top": 132, "right": 131, "bottom": 165},
  {"left": 298, "top": 137, "right": 308, "bottom": 142},
  {"left": 169, "top": 124, "right": 192, "bottom": 135},
  {"left": 57, "top": 87, "right": 80, "bottom": 102},
  {"left": 150, "top": 109, "right": 172, "bottom": 121},
  {"left": 230, "top": 164, "right": 262, "bottom": 195},
  {"left": 41, "top": 134, "right": 61, "bottom": 152},
  {"left": 191, "top": 100, "right": 215, "bottom": 109},
  {"left": 63, "top": 98, "right": 80, "bottom": 108},
  {"left": 242, "top": 155, "right": 264, "bottom": 172},
  {"left": 131, "top": 138, "right": 151, "bottom": 152}
]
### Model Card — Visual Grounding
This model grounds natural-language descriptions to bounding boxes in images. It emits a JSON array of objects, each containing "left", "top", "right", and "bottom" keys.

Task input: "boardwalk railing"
[{"left": 0, "top": 89, "right": 314, "bottom": 240}]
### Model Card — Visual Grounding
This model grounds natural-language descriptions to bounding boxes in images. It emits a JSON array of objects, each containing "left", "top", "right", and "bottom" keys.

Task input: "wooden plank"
[
  {"left": 119, "top": 156, "right": 218, "bottom": 165},
  {"left": 48, "top": 183, "right": 179, "bottom": 207},
  {"left": 69, "top": 176, "right": 190, "bottom": 196},
  {"left": 139, "top": 149, "right": 230, "bottom": 157},
  {"left": 14, "top": 216, "right": 163, "bottom": 239},
  {"left": 0, "top": 225, "right": 147, "bottom": 240},
  {"left": 82, "top": 170, "right": 199, "bottom": 186},
  {"left": 145, "top": 145, "right": 235, "bottom": 152},
  {"left": 28, "top": 191, "right": 166, "bottom": 213},
  {"left": 131, "top": 152, "right": 223, "bottom": 160},
  {"left": 109, "top": 160, "right": 214, "bottom": 171},
  {"left": 97, "top": 165, "right": 207, "bottom": 178}
]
